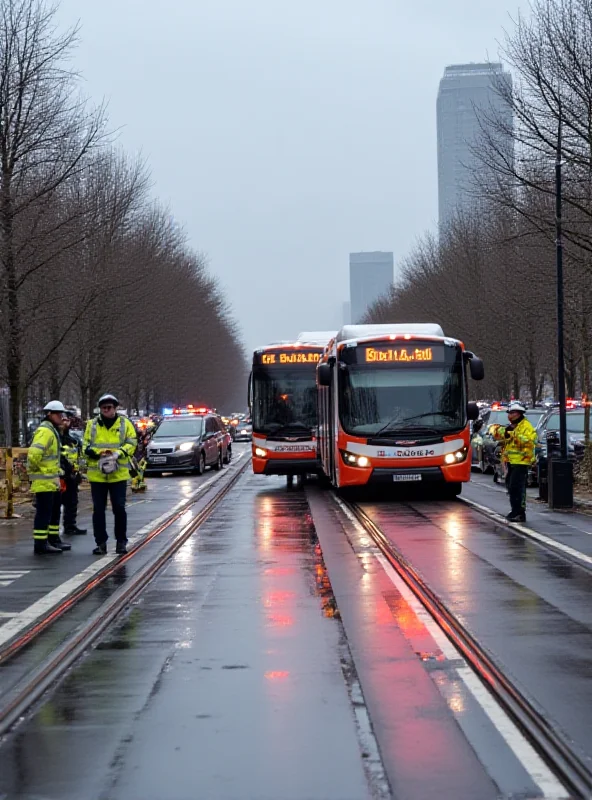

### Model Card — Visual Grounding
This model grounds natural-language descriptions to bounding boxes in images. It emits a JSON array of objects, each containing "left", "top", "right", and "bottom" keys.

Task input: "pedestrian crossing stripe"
[{"left": 0, "top": 570, "right": 30, "bottom": 587}]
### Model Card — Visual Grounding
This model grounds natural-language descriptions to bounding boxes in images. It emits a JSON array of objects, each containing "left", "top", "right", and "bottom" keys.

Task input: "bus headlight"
[
  {"left": 340, "top": 450, "right": 371, "bottom": 468},
  {"left": 254, "top": 447, "right": 267, "bottom": 458},
  {"left": 444, "top": 448, "right": 468, "bottom": 464}
]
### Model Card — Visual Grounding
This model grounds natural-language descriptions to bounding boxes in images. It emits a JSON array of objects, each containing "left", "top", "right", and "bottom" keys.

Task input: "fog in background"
[{"left": 57, "top": 0, "right": 525, "bottom": 353}]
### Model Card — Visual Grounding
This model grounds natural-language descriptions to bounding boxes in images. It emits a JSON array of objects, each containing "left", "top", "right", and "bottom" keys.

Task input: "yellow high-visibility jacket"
[
  {"left": 83, "top": 415, "right": 137, "bottom": 483},
  {"left": 492, "top": 417, "right": 537, "bottom": 465},
  {"left": 26, "top": 421, "right": 62, "bottom": 492},
  {"left": 61, "top": 433, "right": 80, "bottom": 470}
]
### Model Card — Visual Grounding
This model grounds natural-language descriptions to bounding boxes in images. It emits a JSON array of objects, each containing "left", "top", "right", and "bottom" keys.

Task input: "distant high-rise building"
[
  {"left": 437, "top": 62, "right": 513, "bottom": 229},
  {"left": 349, "top": 252, "right": 393, "bottom": 324}
]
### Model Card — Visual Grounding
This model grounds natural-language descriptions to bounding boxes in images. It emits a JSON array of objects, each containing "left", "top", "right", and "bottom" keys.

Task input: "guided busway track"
[
  {"left": 0, "top": 457, "right": 249, "bottom": 736},
  {"left": 340, "top": 496, "right": 592, "bottom": 800}
]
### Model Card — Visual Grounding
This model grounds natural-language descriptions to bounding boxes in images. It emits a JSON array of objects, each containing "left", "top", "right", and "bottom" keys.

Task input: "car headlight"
[
  {"left": 444, "top": 447, "right": 468, "bottom": 465},
  {"left": 254, "top": 447, "right": 267, "bottom": 457},
  {"left": 340, "top": 450, "right": 371, "bottom": 468},
  {"left": 178, "top": 442, "right": 194, "bottom": 452}
]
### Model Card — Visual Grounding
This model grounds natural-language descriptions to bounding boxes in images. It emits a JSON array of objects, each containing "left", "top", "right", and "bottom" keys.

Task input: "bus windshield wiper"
[
  {"left": 374, "top": 411, "right": 456, "bottom": 437},
  {"left": 374, "top": 425, "right": 440, "bottom": 437},
  {"left": 264, "top": 422, "right": 313, "bottom": 437},
  {"left": 397, "top": 411, "right": 458, "bottom": 424}
]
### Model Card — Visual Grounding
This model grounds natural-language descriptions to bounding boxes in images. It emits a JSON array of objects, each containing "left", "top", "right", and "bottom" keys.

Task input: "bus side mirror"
[
  {"left": 472, "top": 417, "right": 484, "bottom": 434},
  {"left": 318, "top": 363, "right": 331, "bottom": 386},
  {"left": 247, "top": 372, "right": 252, "bottom": 410},
  {"left": 467, "top": 402, "right": 479, "bottom": 421},
  {"left": 468, "top": 355, "right": 484, "bottom": 381}
]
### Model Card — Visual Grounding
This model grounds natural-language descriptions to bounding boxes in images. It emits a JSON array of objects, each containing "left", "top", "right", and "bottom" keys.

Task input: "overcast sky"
[{"left": 57, "top": 0, "right": 525, "bottom": 354}]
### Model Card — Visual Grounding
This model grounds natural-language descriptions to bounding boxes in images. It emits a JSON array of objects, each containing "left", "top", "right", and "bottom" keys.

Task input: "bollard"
[{"left": 548, "top": 456, "right": 574, "bottom": 509}]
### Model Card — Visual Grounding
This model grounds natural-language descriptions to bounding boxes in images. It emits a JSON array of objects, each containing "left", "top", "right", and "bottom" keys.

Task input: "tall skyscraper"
[
  {"left": 349, "top": 252, "right": 393, "bottom": 324},
  {"left": 437, "top": 63, "right": 513, "bottom": 229}
]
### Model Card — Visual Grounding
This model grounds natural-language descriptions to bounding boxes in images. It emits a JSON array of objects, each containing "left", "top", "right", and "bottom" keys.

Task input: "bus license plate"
[
  {"left": 150, "top": 456, "right": 167, "bottom": 463},
  {"left": 393, "top": 474, "right": 422, "bottom": 482}
]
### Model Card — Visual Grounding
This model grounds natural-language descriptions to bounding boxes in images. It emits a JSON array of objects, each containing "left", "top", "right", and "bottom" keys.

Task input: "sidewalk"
[
  {"left": 0, "top": 472, "right": 224, "bottom": 626},
  {"left": 464, "top": 475, "right": 592, "bottom": 560}
]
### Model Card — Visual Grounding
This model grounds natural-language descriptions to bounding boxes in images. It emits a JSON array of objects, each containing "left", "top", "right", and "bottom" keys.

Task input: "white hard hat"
[
  {"left": 98, "top": 393, "right": 119, "bottom": 406},
  {"left": 43, "top": 400, "right": 67, "bottom": 413},
  {"left": 507, "top": 401, "right": 526, "bottom": 413}
]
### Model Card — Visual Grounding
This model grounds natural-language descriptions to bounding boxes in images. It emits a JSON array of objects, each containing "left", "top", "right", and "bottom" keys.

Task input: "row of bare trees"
[
  {"left": 0, "top": 0, "right": 246, "bottom": 444},
  {"left": 367, "top": 0, "right": 592, "bottom": 408}
]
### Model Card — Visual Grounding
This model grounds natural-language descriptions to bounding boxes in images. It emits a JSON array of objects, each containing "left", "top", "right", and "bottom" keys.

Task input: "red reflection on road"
[
  {"left": 264, "top": 670, "right": 290, "bottom": 681},
  {"left": 263, "top": 590, "right": 296, "bottom": 608}
]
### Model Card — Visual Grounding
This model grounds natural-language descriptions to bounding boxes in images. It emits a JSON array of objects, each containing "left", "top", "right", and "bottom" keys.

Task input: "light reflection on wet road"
[
  {"left": 0, "top": 474, "right": 378, "bottom": 800},
  {"left": 359, "top": 496, "right": 592, "bottom": 766}
]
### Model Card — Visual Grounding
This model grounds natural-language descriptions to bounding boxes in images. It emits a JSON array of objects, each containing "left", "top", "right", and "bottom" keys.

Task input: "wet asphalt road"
[
  {"left": 0, "top": 472, "right": 379, "bottom": 800},
  {"left": 1, "top": 466, "right": 591, "bottom": 799},
  {"left": 357, "top": 492, "right": 592, "bottom": 769}
]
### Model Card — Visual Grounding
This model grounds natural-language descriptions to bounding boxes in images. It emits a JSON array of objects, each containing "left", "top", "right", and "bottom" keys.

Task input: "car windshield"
[
  {"left": 339, "top": 362, "right": 464, "bottom": 436},
  {"left": 525, "top": 410, "right": 545, "bottom": 424},
  {"left": 252, "top": 368, "right": 317, "bottom": 434},
  {"left": 545, "top": 413, "right": 586, "bottom": 434},
  {"left": 153, "top": 418, "right": 203, "bottom": 438},
  {"left": 486, "top": 411, "right": 510, "bottom": 427}
]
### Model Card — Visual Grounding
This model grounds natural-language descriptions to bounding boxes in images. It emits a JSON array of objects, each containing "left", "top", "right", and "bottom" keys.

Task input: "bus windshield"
[
  {"left": 339, "top": 349, "right": 465, "bottom": 436},
  {"left": 252, "top": 368, "right": 317, "bottom": 435}
]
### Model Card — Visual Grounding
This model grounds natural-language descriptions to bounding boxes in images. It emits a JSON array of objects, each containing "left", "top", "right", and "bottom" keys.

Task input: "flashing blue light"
[{"left": 162, "top": 407, "right": 174, "bottom": 416}]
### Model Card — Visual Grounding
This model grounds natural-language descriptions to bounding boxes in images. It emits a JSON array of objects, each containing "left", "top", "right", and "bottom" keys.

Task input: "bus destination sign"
[
  {"left": 257, "top": 350, "right": 321, "bottom": 366},
  {"left": 339, "top": 343, "right": 448, "bottom": 366},
  {"left": 364, "top": 346, "right": 435, "bottom": 363}
]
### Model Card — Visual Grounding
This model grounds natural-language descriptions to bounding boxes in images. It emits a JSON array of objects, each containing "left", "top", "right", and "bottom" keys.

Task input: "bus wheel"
[
  {"left": 286, "top": 474, "right": 294, "bottom": 490},
  {"left": 441, "top": 482, "right": 462, "bottom": 499}
]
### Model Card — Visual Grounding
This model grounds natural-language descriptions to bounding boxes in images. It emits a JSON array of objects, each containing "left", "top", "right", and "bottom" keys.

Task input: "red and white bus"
[
  {"left": 317, "top": 324, "right": 484, "bottom": 496},
  {"left": 250, "top": 332, "right": 335, "bottom": 485}
]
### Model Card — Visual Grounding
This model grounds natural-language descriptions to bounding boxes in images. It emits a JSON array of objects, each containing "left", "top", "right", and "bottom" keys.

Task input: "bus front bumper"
[
  {"left": 253, "top": 456, "right": 319, "bottom": 475},
  {"left": 338, "top": 460, "right": 470, "bottom": 487}
]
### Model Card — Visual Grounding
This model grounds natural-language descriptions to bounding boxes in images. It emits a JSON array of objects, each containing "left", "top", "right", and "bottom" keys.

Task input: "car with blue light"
[{"left": 145, "top": 410, "right": 229, "bottom": 475}]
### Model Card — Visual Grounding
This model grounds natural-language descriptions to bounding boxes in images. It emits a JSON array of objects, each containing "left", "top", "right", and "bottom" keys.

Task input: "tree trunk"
[{"left": 1, "top": 172, "right": 20, "bottom": 445}]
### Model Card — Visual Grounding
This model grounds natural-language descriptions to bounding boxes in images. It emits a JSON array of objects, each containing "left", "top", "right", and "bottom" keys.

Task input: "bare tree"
[{"left": 0, "top": 0, "right": 106, "bottom": 442}]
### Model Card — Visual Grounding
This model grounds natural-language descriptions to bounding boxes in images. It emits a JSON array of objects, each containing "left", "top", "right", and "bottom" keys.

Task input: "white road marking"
[
  {"left": 0, "top": 571, "right": 29, "bottom": 580},
  {"left": 0, "top": 459, "right": 245, "bottom": 649},
  {"left": 333, "top": 495, "right": 569, "bottom": 800},
  {"left": 469, "top": 481, "right": 592, "bottom": 535},
  {"left": 462, "top": 497, "right": 592, "bottom": 567}
]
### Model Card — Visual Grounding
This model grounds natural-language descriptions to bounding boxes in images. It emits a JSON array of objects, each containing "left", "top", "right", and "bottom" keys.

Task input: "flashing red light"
[
  {"left": 491, "top": 402, "right": 501, "bottom": 410},
  {"left": 566, "top": 398, "right": 577, "bottom": 409}
]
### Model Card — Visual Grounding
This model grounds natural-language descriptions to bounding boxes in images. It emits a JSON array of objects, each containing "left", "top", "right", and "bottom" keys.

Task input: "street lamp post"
[{"left": 549, "top": 109, "right": 574, "bottom": 509}]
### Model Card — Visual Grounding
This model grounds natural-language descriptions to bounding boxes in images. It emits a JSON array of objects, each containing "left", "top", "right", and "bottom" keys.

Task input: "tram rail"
[
  {"left": 341, "top": 496, "right": 592, "bottom": 800},
  {"left": 0, "top": 458, "right": 249, "bottom": 736}
]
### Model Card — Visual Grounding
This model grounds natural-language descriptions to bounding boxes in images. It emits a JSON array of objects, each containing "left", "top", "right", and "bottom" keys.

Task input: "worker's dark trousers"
[
  {"left": 91, "top": 481, "right": 127, "bottom": 545},
  {"left": 507, "top": 464, "right": 528, "bottom": 515},
  {"left": 33, "top": 491, "right": 61, "bottom": 541},
  {"left": 61, "top": 479, "right": 79, "bottom": 530}
]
